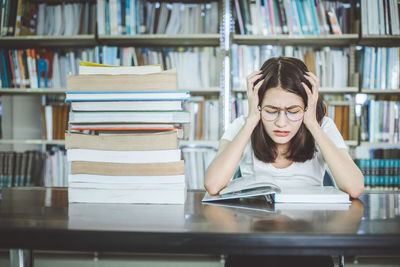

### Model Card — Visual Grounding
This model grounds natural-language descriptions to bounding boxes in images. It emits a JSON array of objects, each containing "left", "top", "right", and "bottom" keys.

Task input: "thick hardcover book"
[
  {"left": 66, "top": 70, "right": 178, "bottom": 91},
  {"left": 69, "top": 123, "right": 181, "bottom": 131},
  {"left": 68, "top": 187, "right": 186, "bottom": 204},
  {"left": 69, "top": 110, "right": 190, "bottom": 124},
  {"left": 70, "top": 100, "right": 183, "bottom": 111},
  {"left": 71, "top": 160, "right": 185, "bottom": 176},
  {"left": 65, "top": 131, "right": 178, "bottom": 150},
  {"left": 202, "top": 176, "right": 350, "bottom": 204},
  {"left": 67, "top": 149, "right": 181, "bottom": 164},
  {"left": 65, "top": 90, "right": 190, "bottom": 101}
]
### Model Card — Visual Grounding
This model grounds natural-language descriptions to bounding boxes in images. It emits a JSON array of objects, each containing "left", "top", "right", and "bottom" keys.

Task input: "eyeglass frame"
[{"left": 258, "top": 104, "right": 307, "bottom": 122}]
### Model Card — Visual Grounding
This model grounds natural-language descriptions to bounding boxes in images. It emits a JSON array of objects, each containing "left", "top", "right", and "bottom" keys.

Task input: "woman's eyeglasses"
[{"left": 259, "top": 105, "right": 306, "bottom": 122}]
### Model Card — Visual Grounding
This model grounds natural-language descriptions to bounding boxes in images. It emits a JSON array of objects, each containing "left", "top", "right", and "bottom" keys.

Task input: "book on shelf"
[
  {"left": 356, "top": 147, "right": 400, "bottom": 190},
  {"left": 1, "top": 0, "right": 95, "bottom": 36},
  {"left": 361, "top": 0, "right": 399, "bottom": 36},
  {"left": 360, "top": 99, "right": 400, "bottom": 143},
  {"left": 360, "top": 47, "right": 399, "bottom": 90},
  {"left": 96, "top": 0, "right": 218, "bottom": 35},
  {"left": 39, "top": 104, "right": 69, "bottom": 140},
  {"left": 65, "top": 131, "right": 178, "bottom": 150},
  {"left": 202, "top": 176, "right": 350, "bottom": 204},
  {"left": 233, "top": 0, "right": 351, "bottom": 36}
]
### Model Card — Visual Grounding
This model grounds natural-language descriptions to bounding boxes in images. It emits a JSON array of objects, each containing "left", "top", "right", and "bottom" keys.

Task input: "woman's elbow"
[
  {"left": 349, "top": 177, "right": 364, "bottom": 199},
  {"left": 204, "top": 181, "right": 221, "bottom": 195}
]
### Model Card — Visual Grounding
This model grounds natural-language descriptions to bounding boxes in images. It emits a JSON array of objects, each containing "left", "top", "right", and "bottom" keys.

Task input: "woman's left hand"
[{"left": 302, "top": 72, "right": 320, "bottom": 130}]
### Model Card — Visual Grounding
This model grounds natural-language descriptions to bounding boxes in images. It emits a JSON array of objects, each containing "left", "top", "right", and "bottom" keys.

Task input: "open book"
[{"left": 202, "top": 176, "right": 351, "bottom": 204}]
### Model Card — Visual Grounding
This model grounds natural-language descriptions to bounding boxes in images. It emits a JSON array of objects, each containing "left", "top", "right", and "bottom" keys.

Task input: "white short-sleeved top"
[{"left": 221, "top": 116, "right": 347, "bottom": 189}]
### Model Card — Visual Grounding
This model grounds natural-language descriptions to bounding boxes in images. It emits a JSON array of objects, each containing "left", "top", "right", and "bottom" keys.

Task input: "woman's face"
[{"left": 260, "top": 87, "right": 305, "bottom": 145}]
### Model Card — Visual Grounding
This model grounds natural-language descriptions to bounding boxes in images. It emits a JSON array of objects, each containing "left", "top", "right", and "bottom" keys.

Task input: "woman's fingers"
[{"left": 246, "top": 71, "right": 262, "bottom": 92}]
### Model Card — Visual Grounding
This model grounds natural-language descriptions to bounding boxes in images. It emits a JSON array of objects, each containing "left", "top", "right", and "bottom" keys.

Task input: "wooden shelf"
[
  {"left": 98, "top": 34, "right": 220, "bottom": 46},
  {"left": 0, "top": 88, "right": 67, "bottom": 94},
  {"left": 233, "top": 34, "right": 359, "bottom": 46},
  {"left": 361, "top": 89, "right": 400, "bottom": 94},
  {"left": 0, "top": 139, "right": 65, "bottom": 145},
  {"left": 358, "top": 35, "right": 400, "bottom": 47},
  {"left": 0, "top": 35, "right": 96, "bottom": 48}
]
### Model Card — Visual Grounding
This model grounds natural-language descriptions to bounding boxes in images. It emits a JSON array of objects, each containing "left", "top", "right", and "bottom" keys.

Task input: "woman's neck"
[{"left": 276, "top": 143, "right": 289, "bottom": 158}]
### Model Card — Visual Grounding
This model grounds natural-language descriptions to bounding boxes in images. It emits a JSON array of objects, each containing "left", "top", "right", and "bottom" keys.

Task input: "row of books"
[
  {"left": 0, "top": 0, "right": 96, "bottom": 36},
  {"left": 182, "top": 148, "right": 216, "bottom": 190},
  {"left": 359, "top": 99, "right": 400, "bottom": 143},
  {"left": 359, "top": 47, "right": 399, "bottom": 90},
  {"left": 98, "top": 0, "right": 219, "bottom": 35},
  {"left": 183, "top": 98, "right": 220, "bottom": 141},
  {"left": 66, "top": 63, "right": 189, "bottom": 203},
  {"left": 0, "top": 150, "right": 65, "bottom": 188},
  {"left": 36, "top": 2, "right": 96, "bottom": 36},
  {"left": 361, "top": 0, "right": 400, "bottom": 36},
  {"left": 327, "top": 103, "right": 350, "bottom": 141},
  {"left": 233, "top": 0, "right": 348, "bottom": 36},
  {"left": 232, "top": 44, "right": 349, "bottom": 89},
  {"left": 0, "top": 49, "right": 82, "bottom": 89},
  {"left": 0, "top": 47, "right": 220, "bottom": 89},
  {"left": 356, "top": 159, "right": 400, "bottom": 190}
]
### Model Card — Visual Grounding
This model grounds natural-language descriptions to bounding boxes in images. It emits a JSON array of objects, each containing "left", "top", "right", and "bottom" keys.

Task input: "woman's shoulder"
[
  {"left": 321, "top": 116, "right": 336, "bottom": 130},
  {"left": 221, "top": 115, "right": 247, "bottom": 141}
]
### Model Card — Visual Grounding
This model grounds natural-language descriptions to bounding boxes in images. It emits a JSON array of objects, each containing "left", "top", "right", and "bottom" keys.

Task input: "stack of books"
[{"left": 65, "top": 63, "right": 190, "bottom": 204}]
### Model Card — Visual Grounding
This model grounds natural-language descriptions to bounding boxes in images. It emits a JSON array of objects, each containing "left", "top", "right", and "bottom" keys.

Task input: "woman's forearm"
[
  {"left": 204, "top": 118, "right": 258, "bottom": 195},
  {"left": 307, "top": 123, "right": 364, "bottom": 198}
]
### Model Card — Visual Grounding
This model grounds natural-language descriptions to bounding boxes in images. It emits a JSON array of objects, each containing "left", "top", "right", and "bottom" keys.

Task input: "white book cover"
[
  {"left": 69, "top": 182, "right": 186, "bottom": 190},
  {"left": 70, "top": 100, "right": 183, "bottom": 111},
  {"left": 67, "top": 149, "right": 181, "bottom": 163},
  {"left": 274, "top": 186, "right": 350, "bottom": 203},
  {"left": 68, "top": 174, "right": 185, "bottom": 184},
  {"left": 97, "top": 0, "right": 106, "bottom": 34},
  {"left": 68, "top": 188, "right": 187, "bottom": 204},
  {"left": 65, "top": 91, "right": 190, "bottom": 101}
]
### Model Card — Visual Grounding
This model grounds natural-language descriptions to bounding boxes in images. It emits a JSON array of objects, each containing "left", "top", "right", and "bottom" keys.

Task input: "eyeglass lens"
[{"left": 261, "top": 105, "right": 305, "bottom": 121}]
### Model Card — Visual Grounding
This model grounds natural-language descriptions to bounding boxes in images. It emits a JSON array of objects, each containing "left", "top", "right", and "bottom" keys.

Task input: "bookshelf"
[{"left": 0, "top": 0, "right": 399, "bottom": 190}]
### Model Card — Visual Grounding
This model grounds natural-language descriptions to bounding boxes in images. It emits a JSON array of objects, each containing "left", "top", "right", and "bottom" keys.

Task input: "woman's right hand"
[{"left": 246, "top": 70, "right": 263, "bottom": 126}]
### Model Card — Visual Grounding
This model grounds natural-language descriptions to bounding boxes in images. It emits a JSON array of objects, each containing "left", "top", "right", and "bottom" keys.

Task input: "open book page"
[
  {"left": 219, "top": 175, "right": 281, "bottom": 195},
  {"left": 202, "top": 187, "right": 278, "bottom": 202}
]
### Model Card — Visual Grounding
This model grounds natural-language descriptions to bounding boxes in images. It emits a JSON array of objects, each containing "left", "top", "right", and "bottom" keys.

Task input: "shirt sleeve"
[
  {"left": 220, "top": 116, "right": 246, "bottom": 141},
  {"left": 321, "top": 116, "right": 347, "bottom": 149}
]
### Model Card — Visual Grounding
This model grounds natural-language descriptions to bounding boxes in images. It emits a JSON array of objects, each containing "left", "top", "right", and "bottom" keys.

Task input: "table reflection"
[{"left": 203, "top": 197, "right": 365, "bottom": 234}]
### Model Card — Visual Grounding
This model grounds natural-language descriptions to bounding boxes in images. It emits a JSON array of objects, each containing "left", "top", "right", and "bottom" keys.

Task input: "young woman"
[{"left": 204, "top": 57, "right": 364, "bottom": 199}]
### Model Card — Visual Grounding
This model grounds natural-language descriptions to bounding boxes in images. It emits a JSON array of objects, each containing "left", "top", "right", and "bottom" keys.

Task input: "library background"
[{"left": 0, "top": 0, "right": 399, "bottom": 265}]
